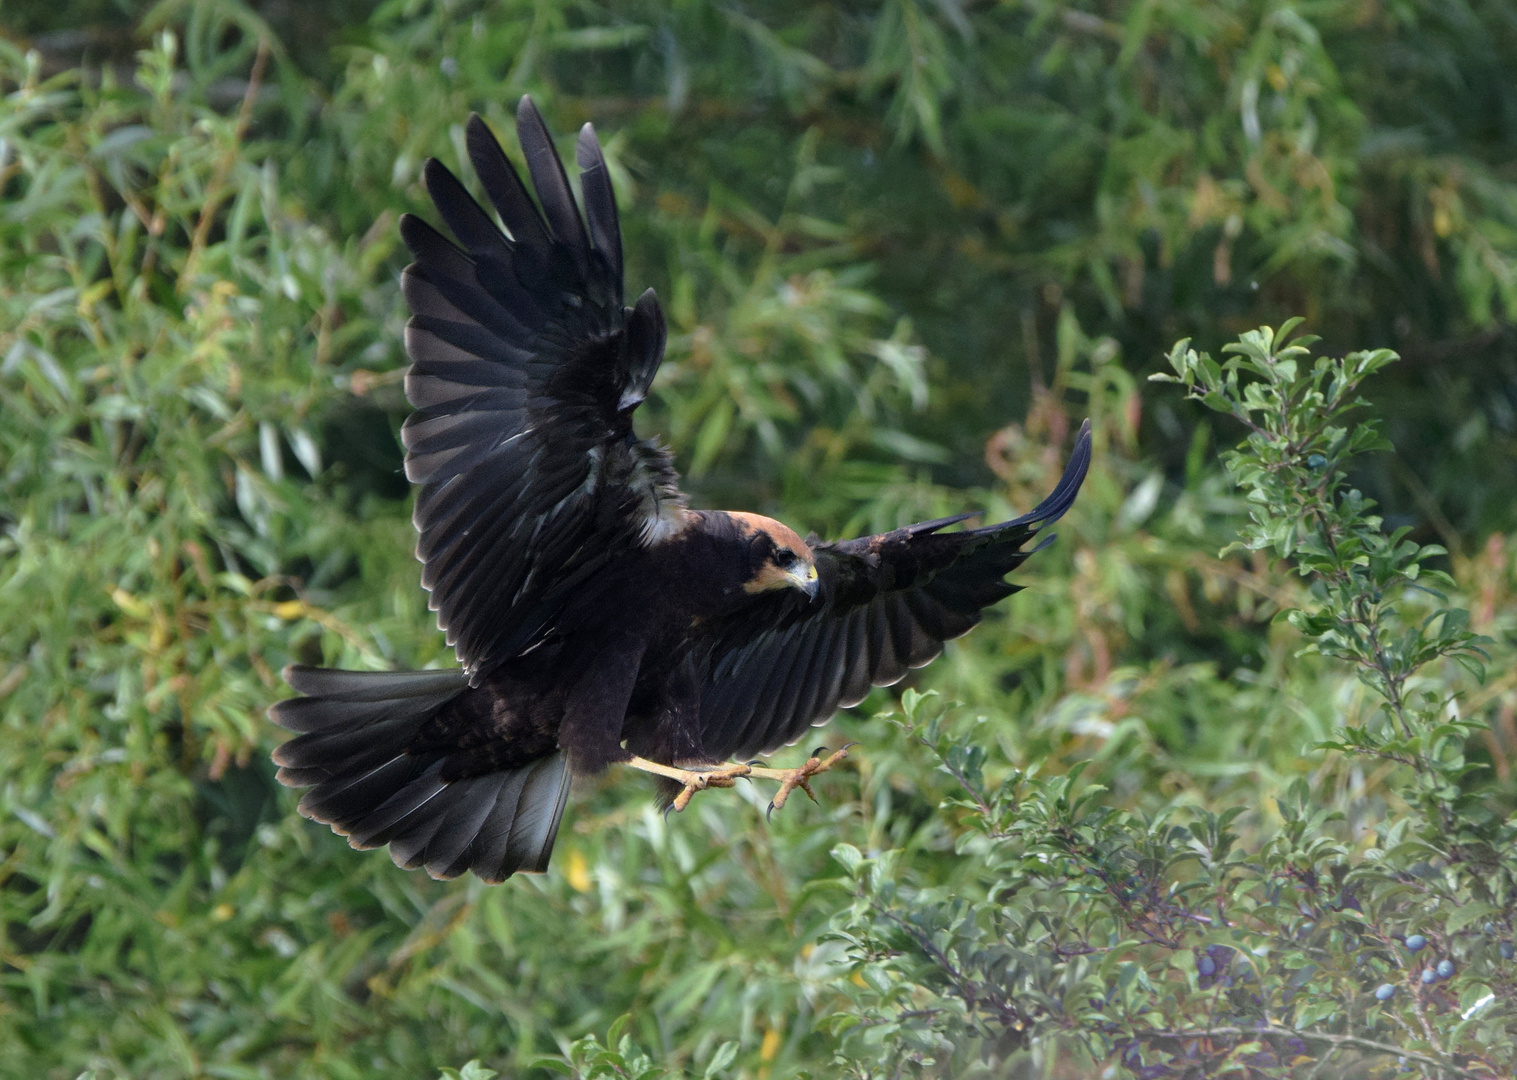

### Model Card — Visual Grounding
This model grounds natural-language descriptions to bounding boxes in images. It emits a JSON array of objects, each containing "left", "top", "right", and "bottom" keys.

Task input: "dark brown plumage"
[{"left": 269, "top": 97, "right": 1092, "bottom": 883}]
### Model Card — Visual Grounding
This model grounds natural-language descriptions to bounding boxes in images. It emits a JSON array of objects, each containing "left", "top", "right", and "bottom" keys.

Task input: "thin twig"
[
  {"left": 177, "top": 38, "right": 270, "bottom": 294},
  {"left": 1134, "top": 1025, "right": 1496, "bottom": 1080}
]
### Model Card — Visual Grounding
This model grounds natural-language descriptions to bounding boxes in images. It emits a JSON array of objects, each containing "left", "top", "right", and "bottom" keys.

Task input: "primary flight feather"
[{"left": 269, "top": 97, "right": 1092, "bottom": 883}]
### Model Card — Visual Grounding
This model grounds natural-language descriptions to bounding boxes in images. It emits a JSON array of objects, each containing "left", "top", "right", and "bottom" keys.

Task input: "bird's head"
[{"left": 727, "top": 512, "right": 819, "bottom": 599}]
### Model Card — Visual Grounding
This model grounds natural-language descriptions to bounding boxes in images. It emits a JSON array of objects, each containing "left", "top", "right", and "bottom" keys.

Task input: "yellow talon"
[
  {"left": 755, "top": 744, "right": 854, "bottom": 817},
  {"left": 625, "top": 747, "right": 852, "bottom": 816},
  {"left": 664, "top": 761, "right": 753, "bottom": 812}
]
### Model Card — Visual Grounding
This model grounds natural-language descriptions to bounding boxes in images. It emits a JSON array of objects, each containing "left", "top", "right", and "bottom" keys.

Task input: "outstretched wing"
[
  {"left": 401, "top": 97, "right": 686, "bottom": 681},
  {"left": 694, "top": 421, "right": 1092, "bottom": 761}
]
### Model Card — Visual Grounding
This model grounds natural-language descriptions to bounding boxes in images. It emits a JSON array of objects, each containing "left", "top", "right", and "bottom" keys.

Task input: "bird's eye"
[{"left": 776, "top": 549, "right": 797, "bottom": 568}]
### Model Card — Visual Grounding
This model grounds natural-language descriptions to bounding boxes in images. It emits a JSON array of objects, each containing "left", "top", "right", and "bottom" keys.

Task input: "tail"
[{"left": 269, "top": 666, "right": 571, "bottom": 882}]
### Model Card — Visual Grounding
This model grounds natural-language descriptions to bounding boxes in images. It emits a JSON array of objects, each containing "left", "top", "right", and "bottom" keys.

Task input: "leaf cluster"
[{"left": 828, "top": 333, "right": 1517, "bottom": 1078}]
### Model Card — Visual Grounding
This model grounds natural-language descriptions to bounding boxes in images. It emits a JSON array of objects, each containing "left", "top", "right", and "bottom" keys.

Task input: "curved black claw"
[{"left": 764, "top": 744, "right": 855, "bottom": 819}]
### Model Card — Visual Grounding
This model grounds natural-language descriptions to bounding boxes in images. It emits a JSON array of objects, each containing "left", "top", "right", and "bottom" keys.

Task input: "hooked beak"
[{"left": 788, "top": 562, "right": 820, "bottom": 599}]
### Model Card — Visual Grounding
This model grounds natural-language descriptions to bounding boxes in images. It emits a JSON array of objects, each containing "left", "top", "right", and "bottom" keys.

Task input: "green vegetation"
[
  {"left": 2, "top": 2, "right": 1515, "bottom": 1077},
  {"left": 827, "top": 326, "right": 1515, "bottom": 1076}
]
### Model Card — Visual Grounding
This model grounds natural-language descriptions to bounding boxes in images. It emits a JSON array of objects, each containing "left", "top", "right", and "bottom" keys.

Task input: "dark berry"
[
  {"left": 1405, "top": 934, "right": 1427, "bottom": 952},
  {"left": 1374, "top": 983, "right": 1395, "bottom": 1001},
  {"left": 1198, "top": 956, "right": 1216, "bottom": 976},
  {"left": 1420, "top": 968, "right": 1436, "bottom": 984},
  {"left": 1436, "top": 960, "right": 1454, "bottom": 979}
]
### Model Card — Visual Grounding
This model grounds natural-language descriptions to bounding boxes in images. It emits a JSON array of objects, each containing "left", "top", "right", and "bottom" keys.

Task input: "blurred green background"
[{"left": 2, "top": 1, "right": 1515, "bottom": 1077}]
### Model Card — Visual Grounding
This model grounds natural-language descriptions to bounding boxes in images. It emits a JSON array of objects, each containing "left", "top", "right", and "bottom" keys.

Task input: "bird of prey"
[{"left": 269, "top": 97, "right": 1092, "bottom": 883}]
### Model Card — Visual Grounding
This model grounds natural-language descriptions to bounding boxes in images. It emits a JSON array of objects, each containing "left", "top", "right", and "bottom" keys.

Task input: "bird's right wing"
[
  {"left": 401, "top": 97, "right": 687, "bottom": 682},
  {"left": 693, "top": 422, "right": 1092, "bottom": 761}
]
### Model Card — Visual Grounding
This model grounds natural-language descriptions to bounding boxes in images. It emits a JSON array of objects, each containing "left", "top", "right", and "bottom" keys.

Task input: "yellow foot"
[
  {"left": 748, "top": 744, "right": 854, "bottom": 817},
  {"left": 623, "top": 756, "right": 754, "bottom": 812},
  {"left": 623, "top": 746, "right": 854, "bottom": 816}
]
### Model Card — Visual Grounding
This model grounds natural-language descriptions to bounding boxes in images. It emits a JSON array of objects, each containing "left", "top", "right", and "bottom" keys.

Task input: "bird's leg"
[
  {"left": 623, "top": 756, "right": 754, "bottom": 812},
  {"left": 746, "top": 744, "right": 854, "bottom": 817},
  {"left": 623, "top": 745, "right": 853, "bottom": 815}
]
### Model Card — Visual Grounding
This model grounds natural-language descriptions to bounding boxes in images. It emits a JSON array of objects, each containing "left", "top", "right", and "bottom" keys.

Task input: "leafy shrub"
[{"left": 826, "top": 326, "right": 1515, "bottom": 1077}]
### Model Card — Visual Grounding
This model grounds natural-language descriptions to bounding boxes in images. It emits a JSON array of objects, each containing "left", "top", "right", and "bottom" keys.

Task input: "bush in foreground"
[{"left": 825, "top": 325, "right": 1515, "bottom": 1078}]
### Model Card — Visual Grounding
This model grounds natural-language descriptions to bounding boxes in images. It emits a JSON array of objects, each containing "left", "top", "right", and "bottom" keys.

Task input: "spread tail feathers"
[{"left": 269, "top": 666, "right": 570, "bottom": 882}]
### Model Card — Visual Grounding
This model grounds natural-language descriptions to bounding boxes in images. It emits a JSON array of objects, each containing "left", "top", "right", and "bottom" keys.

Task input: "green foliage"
[
  {"left": 528, "top": 1014, "right": 699, "bottom": 1080},
  {"left": 828, "top": 333, "right": 1516, "bottom": 1077},
  {"left": 440, "top": 1063, "right": 501, "bottom": 1080},
  {"left": 1163, "top": 324, "right": 1489, "bottom": 732},
  {"left": 3, "top": 3, "right": 1517, "bottom": 1079}
]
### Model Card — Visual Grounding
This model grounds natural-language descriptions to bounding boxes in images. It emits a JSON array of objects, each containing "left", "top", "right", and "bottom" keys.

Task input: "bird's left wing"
[
  {"left": 400, "top": 98, "right": 685, "bottom": 681},
  {"left": 694, "top": 421, "right": 1092, "bottom": 761}
]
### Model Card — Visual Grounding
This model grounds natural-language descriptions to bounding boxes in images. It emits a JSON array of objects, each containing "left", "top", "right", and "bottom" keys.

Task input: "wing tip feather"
[{"left": 576, "top": 122, "right": 602, "bottom": 168}]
